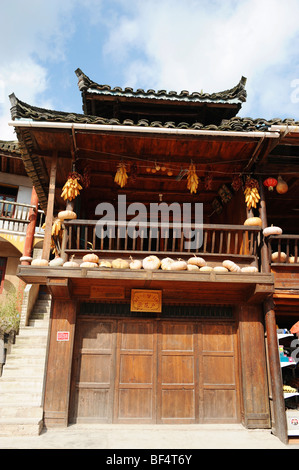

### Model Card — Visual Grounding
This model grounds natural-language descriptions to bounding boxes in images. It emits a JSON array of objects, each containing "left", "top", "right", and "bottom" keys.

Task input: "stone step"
[
  {"left": 2, "top": 366, "right": 45, "bottom": 377},
  {"left": 0, "top": 405, "right": 43, "bottom": 418},
  {"left": 0, "top": 418, "right": 43, "bottom": 436},
  {"left": 28, "top": 319, "right": 50, "bottom": 328},
  {"left": 12, "top": 336, "right": 48, "bottom": 346},
  {"left": 0, "top": 379, "right": 44, "bottom": 392},
  {"left": 19, "top": 327, "right": 49, "bottom": 337},
  {"left": 0, "top": 391, "right": 43, "bottom": 405},
  {"left": 4, "top": 355, "right": 46, "bottom": 366}
]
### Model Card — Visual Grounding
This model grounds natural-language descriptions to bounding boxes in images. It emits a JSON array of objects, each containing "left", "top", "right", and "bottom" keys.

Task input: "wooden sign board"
[
  {"left": 90, "top": 286, "right": 125, "bottom": 300},
  {"left": 131, "top": 289, "right": 162, "bottom": 313}
]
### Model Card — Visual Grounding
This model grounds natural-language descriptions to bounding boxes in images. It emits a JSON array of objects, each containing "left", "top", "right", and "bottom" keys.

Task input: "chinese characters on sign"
[
  {"left": 57, "top": 331, "right": 70, "bottom": 342},
  {"left": 131, "top": 289, "right": 162, "bottom": 313}
]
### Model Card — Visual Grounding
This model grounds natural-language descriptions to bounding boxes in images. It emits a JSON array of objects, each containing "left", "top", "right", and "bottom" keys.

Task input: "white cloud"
[
  {"left": 103, "top": 0, "right": 299, "bottom": 119},
  {"left": 0, "top": 0, "right": 81, "bottom": 140}
]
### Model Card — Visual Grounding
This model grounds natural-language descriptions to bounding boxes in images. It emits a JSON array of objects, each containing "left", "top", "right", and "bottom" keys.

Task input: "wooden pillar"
[
  {"left": 43, "top": 298, "right": 76, "bottom": 428},
  {"left": 20, "top": 186, "right": 39, "bottom": 265},
  {"left": 258, "top": 177, "right": 271, "bottom": 273},
  {"left": 42, "top": 152, "right": 58, "bottom": 261},
  {"left": 264, "top": 296, "right": 288, "bottom": 444},
  {"left": 238, "top": 303, "right": 271, "bottom": 429}
]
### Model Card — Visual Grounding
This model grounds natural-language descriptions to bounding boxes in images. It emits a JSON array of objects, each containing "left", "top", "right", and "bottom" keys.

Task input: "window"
[
  {"left": 0, "top": 185, "right": 17, "bottom": 218},
  {"left": 0, "top": 257, "right": 7, "bottom": 294}
]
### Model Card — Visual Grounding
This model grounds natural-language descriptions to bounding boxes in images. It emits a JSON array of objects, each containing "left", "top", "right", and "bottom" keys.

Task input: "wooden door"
[
  {"left": 158, "top": 321, "right": 198, "bottom": 423},
  {"left": 199, "top": 322, "right": 240, "bottom": 423},
  {"left": 69, "top": 318, "right": 116, "bottom": 423},
  {"left": 114, "top": 320, "right": 157, "bottom": 423},
  {"left": 70, "top": 316, "right": 240, "bottom": 424}
]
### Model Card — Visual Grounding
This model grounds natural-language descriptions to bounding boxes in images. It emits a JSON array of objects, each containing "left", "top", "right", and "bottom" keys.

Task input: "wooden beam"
[{"left": 42, "top": 151, "right": 58, "bottom": 261}]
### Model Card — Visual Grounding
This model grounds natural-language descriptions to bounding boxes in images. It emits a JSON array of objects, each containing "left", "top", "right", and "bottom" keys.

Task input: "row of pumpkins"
[{"left": 31, "top": 254, "right": 258, "bottom": 273}]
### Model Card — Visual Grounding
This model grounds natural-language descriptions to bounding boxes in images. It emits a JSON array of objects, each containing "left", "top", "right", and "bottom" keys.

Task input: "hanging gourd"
[
  {"left": 161, "top": 258, "right": 175, "bottom": 270},
  {"left": 276, "top": 176, "right": 288, "bottom": 194},
  {"left": 271, "top": 252, "right": 287, "bottom": 263},
  {"left": 168, "top": 259, "right": 188, "bottom": 271},
  {"left": 263, "top": 225, "right": 283, "bottom": 237},
  {"left": 31, "top": 258, "right": 49, "bottom": 267},
  {"left": 63, "top": 255, "right": 79, "bottom": 267},
  {"left": 58, "top": 210, "right": 77, "bottom": 220},
  {"left": 114, "top": 162, "right": 128, "bottom": 188},
  {"left": 99, "top": 260, "right": 112, "bottom": 268},
  {"left": 61, "top": 172, "right": 83, "bottom": 201},
  {"left": 244, "top": 217, "right": 262, "bottom": 227},
  {"left": 263, "top": 177, "right": 278, "bottom": 191},
  {"left": 129, "top": 257, "right": 142, "bottom": 270},
  {"left": 83, "top": 253, "right": 99, "bottom": 264},
  {"left": 222, "top": 260, "right": 241, "bottom": 272},
  {"left": 187, "top": 255, "right": 207, "bottom": 267},
  {"left": 244, "top": 177, "right": 260, "bottom": 209},
  {"left": 187, "top": 163, "right": 199, "bottom": 194},
  {"left": 241, "top": 266, "right": 258, "bottom": 273},
  {"left": 142, "top": 256, "right": 161, "bottom": 270},
  {"left": 49, "top": 257, "right": 64, "bottom": 267}
]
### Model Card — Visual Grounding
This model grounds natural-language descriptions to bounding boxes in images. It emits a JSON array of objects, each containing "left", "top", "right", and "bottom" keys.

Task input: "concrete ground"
[{"left": 0, "top": 424, "right": 299, "bottom": 449}]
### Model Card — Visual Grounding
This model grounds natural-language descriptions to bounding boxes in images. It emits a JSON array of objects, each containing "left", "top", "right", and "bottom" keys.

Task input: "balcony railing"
[
  {"left": 267, "top": 235, "right": 299, "bottom": 265},
  {"left": 63, "top": 220, "right": 261, "bottom": 267},
  {"left": 0, "top": 200, "right": 45, "bottom": 235}
]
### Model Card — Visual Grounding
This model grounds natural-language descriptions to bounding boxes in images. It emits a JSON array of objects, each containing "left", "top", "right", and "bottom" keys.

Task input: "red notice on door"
[{"left": 57, "top": 331, "right": 70, "bottom": 342}]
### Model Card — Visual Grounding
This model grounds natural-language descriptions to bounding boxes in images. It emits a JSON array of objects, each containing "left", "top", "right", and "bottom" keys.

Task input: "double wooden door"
[{"left": 69, "top": 317, "right": 240, "bottom": 424}]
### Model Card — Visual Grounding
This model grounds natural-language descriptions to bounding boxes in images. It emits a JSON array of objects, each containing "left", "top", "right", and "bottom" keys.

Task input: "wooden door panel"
[
  {"left": 158, "top": 322, "right": 197, "bottom": 423},
  {"left": 161, "top": 390, "right": 195, "bottom": 419},
  {"left": 199, "top": 322, "right": 239, "bottom": 423},
  {"left": 69, "top": 319, "right": 116, "bottom": 423},
  {"left": 118, "top": 389, "right": 153, "bottom": 419},
  {"left": 202, "top": 356, "right": 236, "bottom": 385},
  {"left": 203, "top": 389, "right": 238, "bottom": 420},
  {"left": 114, "top": 320, "right": 156, "bottom": 423},
  {"left": 161, "top": 355, "right": 194, "bottom": 384}
]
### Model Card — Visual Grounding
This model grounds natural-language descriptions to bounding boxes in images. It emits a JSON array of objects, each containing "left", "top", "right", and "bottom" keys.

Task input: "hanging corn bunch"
[
  {"left": 50, "top": 218, "right": 63, "bottom": 256},
  {"left": 61, "top": 172, "right": 83, "bottom": 201},
  {"left": 244, "top": 177, "right": 260, "bottom": 209},
  {"left": 114, "top": 162, "right": 128, "bottom": 188},
  {"left": 187, "top": 163, "right": 199, "bottom": 194}
]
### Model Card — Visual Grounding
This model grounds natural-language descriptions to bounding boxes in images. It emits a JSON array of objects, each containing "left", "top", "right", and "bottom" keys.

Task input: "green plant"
[{"left": 0, "top": 290, "right": 20, "bottom": 335}]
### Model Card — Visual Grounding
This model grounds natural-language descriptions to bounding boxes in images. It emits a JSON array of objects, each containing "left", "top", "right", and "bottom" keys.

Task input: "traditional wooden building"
[{"left": 5, "top": 70, "right": 299, "bottom": 443}]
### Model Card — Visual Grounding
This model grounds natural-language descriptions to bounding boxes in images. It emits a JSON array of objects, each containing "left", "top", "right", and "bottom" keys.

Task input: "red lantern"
[{"left": 263, "top": 177, "right": 278, "bottom": 191}]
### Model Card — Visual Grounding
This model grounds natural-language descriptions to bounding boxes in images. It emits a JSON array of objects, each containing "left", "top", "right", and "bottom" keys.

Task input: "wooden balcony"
[
  {"left": 267, "top": 234, "right": 299, "bottom": 292},
  {"left": 0, "top": 200, "right": 45, "bottom": 236},
  {"left": 63, "top": 220, "right": 261, "bottom": 268},
  {"left": 17, "top": 220, "right": 277, "bottom": 304},
  {"left": 267, "top": 235, "right": 299, "bottom": 266}
]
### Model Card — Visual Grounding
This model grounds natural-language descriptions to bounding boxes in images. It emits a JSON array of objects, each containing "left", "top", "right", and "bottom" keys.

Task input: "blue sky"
[{"left": 1, "top": 0, "right": 299, "bottom": 140}]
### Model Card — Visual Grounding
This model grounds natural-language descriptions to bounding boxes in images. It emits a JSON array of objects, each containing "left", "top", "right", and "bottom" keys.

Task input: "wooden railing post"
[
  {"left": 42, "top": 151, "right": 58, "bottom": 261},
  {"left": 20, "top": 187, "right": 39, "bottom": 266},
  {"left": 258, "top": 177, "right": 271, "bottom": 273}
]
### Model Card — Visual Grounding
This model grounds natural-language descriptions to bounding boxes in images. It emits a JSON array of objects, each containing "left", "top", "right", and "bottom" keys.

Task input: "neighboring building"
[
  {"left": 1, "top": 70, "right": 298, "bottom": 444},
  {"left": 0, "top": 141, "right": 44, "bottom": 300}
]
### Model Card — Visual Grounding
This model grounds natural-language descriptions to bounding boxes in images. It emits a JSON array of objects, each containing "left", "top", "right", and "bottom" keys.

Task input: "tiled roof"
[
  {"left": 0, "top": 140, "right": 20, "bottom": 154},
  {"left": 75, "top": 68, "right": 247, "bottom": 105},
  {"left": 9, "top": 93, "right": 299, "bottom": 133}
]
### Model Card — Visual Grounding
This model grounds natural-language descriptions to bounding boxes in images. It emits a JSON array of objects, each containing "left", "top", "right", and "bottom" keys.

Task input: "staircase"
[{"left": 0, "top": 291, "right": 51, "bottom": 436}]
